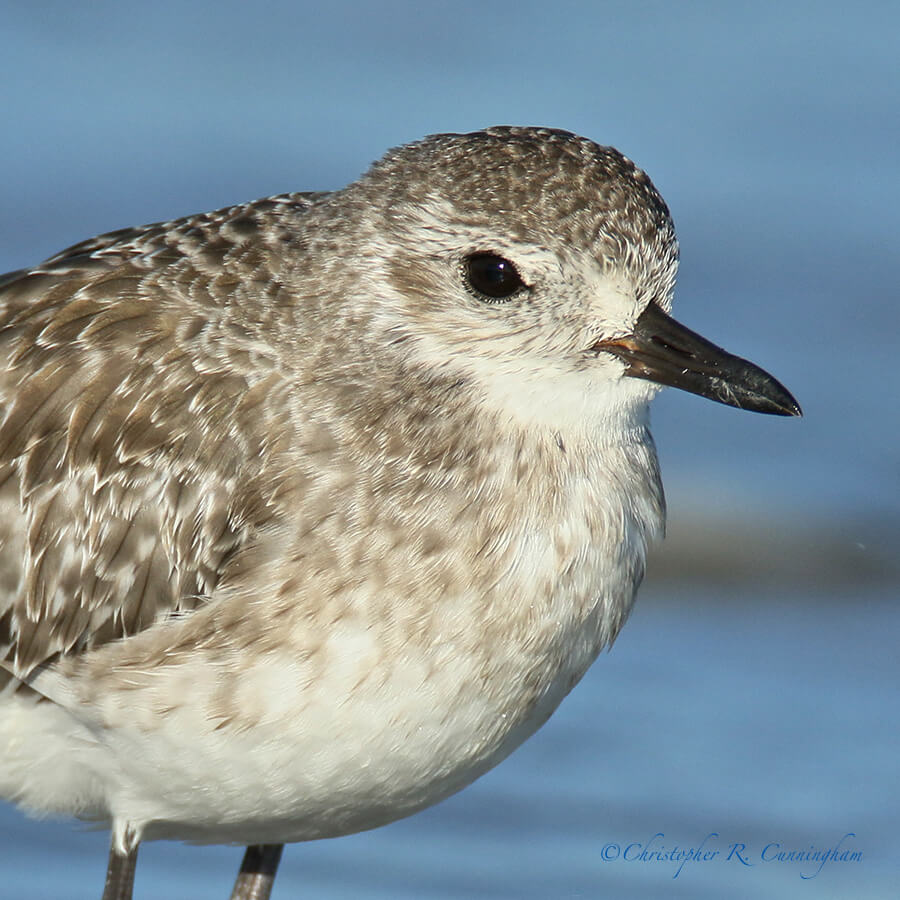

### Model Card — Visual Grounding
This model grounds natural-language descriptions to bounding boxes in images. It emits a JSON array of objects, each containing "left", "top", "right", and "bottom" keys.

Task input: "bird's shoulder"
[{"left": 0, "top": 193, "right": 325, "bottom": 678}]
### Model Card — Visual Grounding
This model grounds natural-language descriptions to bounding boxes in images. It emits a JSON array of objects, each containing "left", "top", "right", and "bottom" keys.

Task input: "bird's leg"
[
  {"left": 229, "top": 844, "right": 284, "bottom": 900},
  {"left": 101, "top": 840, "right": 139, "bottom": 900}
]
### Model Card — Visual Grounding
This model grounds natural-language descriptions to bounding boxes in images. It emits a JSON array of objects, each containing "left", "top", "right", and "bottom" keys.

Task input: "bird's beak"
[{"left": 593, "top": 301, "right": 802, "bottom": 416}]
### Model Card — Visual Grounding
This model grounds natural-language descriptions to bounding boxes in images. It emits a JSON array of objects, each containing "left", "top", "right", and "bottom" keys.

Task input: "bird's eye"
[{"left": 464, "top": 253, "right": 525, "bottom": 301}]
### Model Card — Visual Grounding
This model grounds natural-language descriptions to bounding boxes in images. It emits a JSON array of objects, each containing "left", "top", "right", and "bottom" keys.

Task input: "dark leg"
[
  {"left": 101, "top": 841, "right": 139, "bottom": 900},
  {"left": 230, "top": 844, "right": 284, "bottom": 900}
]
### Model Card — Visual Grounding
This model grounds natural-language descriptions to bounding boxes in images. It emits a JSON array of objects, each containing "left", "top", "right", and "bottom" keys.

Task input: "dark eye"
[{"left": 464, "top": 253, "right": 525, "bottom": 300}]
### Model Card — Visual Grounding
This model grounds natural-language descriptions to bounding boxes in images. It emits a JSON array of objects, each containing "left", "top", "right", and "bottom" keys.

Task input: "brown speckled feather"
[{"left": 0, "top": 193, "right": 322, "bottom": 676}]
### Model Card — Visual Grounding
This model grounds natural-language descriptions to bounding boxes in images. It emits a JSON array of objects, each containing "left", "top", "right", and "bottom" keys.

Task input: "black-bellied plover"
[{"left": 0, "top": 127, "right": 800, "bottom": 900}]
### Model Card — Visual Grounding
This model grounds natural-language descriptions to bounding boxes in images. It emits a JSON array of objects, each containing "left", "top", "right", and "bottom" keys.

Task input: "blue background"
[{"left": 1, "top": 1, "right": 897, "bottom": 897}]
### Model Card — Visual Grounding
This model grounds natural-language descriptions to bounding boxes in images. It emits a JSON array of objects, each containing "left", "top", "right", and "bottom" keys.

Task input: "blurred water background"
[{"left": 0, "top": 1, "right": 897, "bottom": 898}]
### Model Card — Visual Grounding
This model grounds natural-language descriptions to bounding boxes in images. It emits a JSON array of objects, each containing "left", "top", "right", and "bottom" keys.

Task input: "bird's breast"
[{"left": 55, "top": 431, "right": 664, "bottom": 843}]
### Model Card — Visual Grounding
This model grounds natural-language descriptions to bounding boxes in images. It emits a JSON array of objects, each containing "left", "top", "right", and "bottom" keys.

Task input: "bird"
[{"left": 0, "top": 126, "right": 800, "bottom": 900}]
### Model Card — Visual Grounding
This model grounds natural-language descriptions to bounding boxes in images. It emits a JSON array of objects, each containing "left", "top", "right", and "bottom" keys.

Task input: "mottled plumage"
[{"left": 0, "top": 127, "right": 798, "bottom": 899}]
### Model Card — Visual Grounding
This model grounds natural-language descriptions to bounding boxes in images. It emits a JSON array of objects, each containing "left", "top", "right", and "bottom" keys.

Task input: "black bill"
[{"left": 594, "top": 301, "right": 802, "bottom": 416}]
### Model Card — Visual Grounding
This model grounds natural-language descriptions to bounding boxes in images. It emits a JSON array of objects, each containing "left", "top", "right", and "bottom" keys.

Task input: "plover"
[{"left": 0, "top": 127, "right": 800, "bottom": 900}]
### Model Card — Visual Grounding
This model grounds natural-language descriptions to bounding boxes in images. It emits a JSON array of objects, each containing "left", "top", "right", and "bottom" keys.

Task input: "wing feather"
[{"left": 0, "top": 193, "right": 320, "bottom": 678}]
